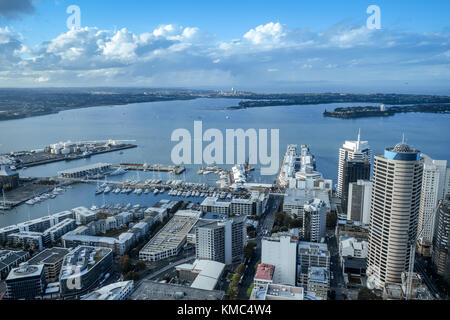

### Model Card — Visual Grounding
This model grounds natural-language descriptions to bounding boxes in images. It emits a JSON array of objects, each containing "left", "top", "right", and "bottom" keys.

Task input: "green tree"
[
  {"left": 326, "top": 211, "right": 337, "bottom": 229},
  {"left": 236, "top": 263, "right": 245, "bottom": 275},
  {"left": 246, "top": 283, "right": 255, "bottom": 298},
  {"left": 245, "top": 242, "right": 257, "bottom": 260},
  {"left": 135, "top": 260, "right": 146, "bottom": 272},
  {"left": 124, "top": 271, "right": 140, "bottom": 281},
  {"left": 120, "top": 255, "right": 132, "bottom": 274},
  {"left": 289, "top": 218, "right": 303, "bottom": 229}
]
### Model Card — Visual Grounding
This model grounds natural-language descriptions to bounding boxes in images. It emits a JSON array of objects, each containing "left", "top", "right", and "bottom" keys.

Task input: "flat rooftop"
[
  {"left": 140, "top": 210, "right": 201, "bottom": 255},
  {"left": 58, "top": 162, "right": 111, "bottom": 175},
  {"left": 60, "top": 246, "right": 112, "bottom": 280},
  {"left": 201, "top": 197, "right": 231, "bottom": 208},
  {"left": 28, "top": 247, "right": 70, "bottom": 265},
  {"left": 255, "top": 264, "right": 275, "bottom": 281},
  {"left": 81, "top": 281, "right": 134, "bottom": 300},
  {"left": 6, "top": 263, "right": 44, "bottom": 281},
  {"left": 308, "top": 266, "right": 329, "bottom": 283},
  {"left": 298, "top": 241, "right": 330, "bottom": 257},
  {"left": 130, "top": 280, "right": 224, "bottom": 300}
]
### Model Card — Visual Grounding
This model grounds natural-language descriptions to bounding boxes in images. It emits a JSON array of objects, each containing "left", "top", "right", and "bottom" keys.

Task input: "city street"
[
  {"left": 237, "top": 195, "right": 280, "bottom": 299},
  {"left": 326, "top": 228, "right": 356, "bottom": 300}
]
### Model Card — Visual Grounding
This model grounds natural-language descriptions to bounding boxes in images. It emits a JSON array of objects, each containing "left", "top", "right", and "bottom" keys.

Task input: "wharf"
[
  {"left": 7, "top": 144, "right": 137, "bottom": 169},
  {"left": 120, "top": 163, "right": 185, "bottom": 175},
  {"left": 0, "top": 178, "right": 73, "bottom": 211}
]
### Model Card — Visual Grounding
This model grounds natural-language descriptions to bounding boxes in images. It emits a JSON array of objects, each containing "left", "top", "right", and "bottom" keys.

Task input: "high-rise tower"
[
  {"left": 366, "top": 141, "right": 423, "bottom": 289},
  {"left": 337, "top": 130, "right": 372, "bottom": 198},
  {"left": 417, "top": 155, "right": 449, "bottom": 245},
  {"left": 432, "top": 195, "right": 450, "bottom": 283}
]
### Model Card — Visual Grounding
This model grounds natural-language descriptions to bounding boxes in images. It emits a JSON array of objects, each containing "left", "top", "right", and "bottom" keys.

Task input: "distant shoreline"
[
  {"left": 322, "top": 104, "right": 450, "bottom": 119},
  {"left": 2, "top": 89, "right": 450, "bottom": 121}
]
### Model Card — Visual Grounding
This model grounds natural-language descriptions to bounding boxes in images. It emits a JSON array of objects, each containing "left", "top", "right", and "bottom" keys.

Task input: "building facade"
[
  {"left": 195, "top": 215, "right": 246, "bottom": 265},
  {"left": 432, "top": 195, "right": 450, "bottom": 283},
  {"left": 5, "top": 263, "right": 46, "bottom": 300},
  {"left": 341, "top": 159, "right": 371, "bottom": 211},
  {"left": 366, "top": 142, "right": 423, "bottom": 289},
  {"left": 417, "top": 155, "right": 450, "bottom": 246},
  {"left": 261, "top": 233, "right": 298, "bottom": 286},
  {"left": 337, "top": 132, "right": 372, "bottom": 198},
  {"left": 347, "top": 180, "right": 372, "bottom": 225}
]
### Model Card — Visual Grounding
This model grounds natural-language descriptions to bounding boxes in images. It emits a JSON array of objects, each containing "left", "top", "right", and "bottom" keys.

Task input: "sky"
[{"left": 0, "top": 0, "right": 450, "bottom": 93}]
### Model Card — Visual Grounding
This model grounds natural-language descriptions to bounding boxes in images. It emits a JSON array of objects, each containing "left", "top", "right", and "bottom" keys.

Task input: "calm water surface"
[{"left": 1, "top": 98, "right": 449, "bottom": 226}]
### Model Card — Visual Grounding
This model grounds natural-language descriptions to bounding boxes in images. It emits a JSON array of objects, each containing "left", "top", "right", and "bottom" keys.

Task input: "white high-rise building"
[
  {"left": 303, "top": 199, "right": 327, "bottom": 243},
  {"left": 347, "top": 180, "right": 372, "bottom": 225},
  {"left": 417, "top": 155, "right": 450, "bottom": 243},
  {"left": 261, "top": 233, "right": 298, "bottom": 286},
  {"left": 337, "top": 131, "right": 372, "bottom": 198},
  {"left": 366, "top": 142, "right": 423, "bottom": 290}
]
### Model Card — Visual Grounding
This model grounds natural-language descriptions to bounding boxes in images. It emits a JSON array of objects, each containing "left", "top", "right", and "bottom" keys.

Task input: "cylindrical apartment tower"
[{"left": 366, "top": 142, "right": 423, "bottom": 289}]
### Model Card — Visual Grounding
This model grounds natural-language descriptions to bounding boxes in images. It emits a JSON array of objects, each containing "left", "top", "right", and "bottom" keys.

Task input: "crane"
[{"left": 405, "top": 201, "right": 441, "bottom": 300}]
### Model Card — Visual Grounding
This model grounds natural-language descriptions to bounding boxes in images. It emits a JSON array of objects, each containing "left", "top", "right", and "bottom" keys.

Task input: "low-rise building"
[
  {"left": 5, "top": 263, "right": 46, "bottom": 300},
  {"left": 80, "top": 281, "right": 134, "bottom": 300},
  {"left": 307, "top": 266, "right": 329, "bottom": 300},
  {"left": 7, "top": 231, "right": 44, "bottom": 251},
  {"left": 0, "top": 225, "right": 20, "bottom": 245},
  {"left": 27, "top": 247, "right": 70, "bottom": 283},
  {"left": 200, "top": 197, "right": 231, "bottom": 216},
  {"left": 176, "top": 259, "right": 225, "bottom": 291},
  {"left": 254, "top": 263, "right": 275, "bottom": 287},
  {"left": 250, "top": 283, "right": 304, "bottom": 300},
  {"left": 0, "top": 250, "right": 30, "bottom": 279},
  {"left": 335, "top": 219, "right": 369, "bottom": 240},
  {"left": 129, "top": 280, "right": 225, "bottom": 300},
  {"left": 72, "top": 206, "right": 98, "bottom": 225},
  {"left": 45, "top": 218, "right": 76, "bottom": 243},
  {"left": 297, "top": 242, "right": 330, "bottom": 287},
  {"left": 139, "top": 210, "right": 201, "bottom": 262},
  {"left": 59, "top": 246, "right": 113, "bottom": 299}
]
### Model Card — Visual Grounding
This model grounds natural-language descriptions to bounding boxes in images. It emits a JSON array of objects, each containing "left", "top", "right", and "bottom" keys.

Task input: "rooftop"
[
  {"left": 6, "top": 263, "right": 44, "bottom": 281},
  {"left": 58, "top": 162, "right": 111, "bottom": 175},
  {"left": 308, "top": 266, "right": 329, "bottom": 283},
  {"left": 251, "top": 283, "right": 304, "bottom": 300},
  {"left": 298, "top": 241, "right": 330, "bottom": 257},
  {"left": 28, "top": 247, "right": 70, "bottom": 265},
  {"left": 60, "top": 246, "right": 112, "bottom": 280},
  {"left": 201, "top": 197, "right": 231, "bottom": 208},
  {"left": 130, "top": 280, "right": 225, "bottom": 300},
  {"left": 140, "top": 210, "right": 201, "bottom": 255},
  {"left": 81, "top": 281, "right": 134, "bottom": 300},
  {"left": 255, "top": 264, "right": 275, "bottom": 281}
]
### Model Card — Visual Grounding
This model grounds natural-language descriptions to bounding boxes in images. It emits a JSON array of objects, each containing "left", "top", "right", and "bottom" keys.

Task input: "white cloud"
[
  {"left": 0, "top": 21, "right": 449, "bottom": 90},
  {"left": 243, "top": 22, "right": 286, "bottom": 45}
]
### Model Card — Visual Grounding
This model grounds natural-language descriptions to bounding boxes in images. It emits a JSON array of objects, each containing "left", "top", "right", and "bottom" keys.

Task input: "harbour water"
[{"left": 1, "top": 98, "right": 449, "bottom": 226}]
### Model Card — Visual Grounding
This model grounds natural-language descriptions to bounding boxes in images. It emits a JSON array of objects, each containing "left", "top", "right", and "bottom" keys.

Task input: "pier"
[
  {"left": 4, "top": 141, "right": 137, "bottom": 169},
  {"left": 120, "top": 163, "right": 185, "bottom": 175}
]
